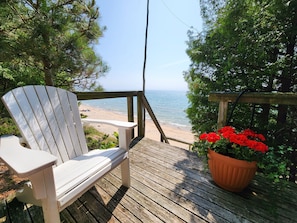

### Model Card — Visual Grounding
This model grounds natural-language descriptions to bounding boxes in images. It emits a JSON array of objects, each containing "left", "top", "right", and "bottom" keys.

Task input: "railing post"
[
  {"left": 217, "top": 101, "right": 228, "bottom": 129},
  {"left": 137, "top": 91, "right": 145, "bottom": 138},
  {"left": 127, "top": 96, "right": 134, "bottom": 138}
]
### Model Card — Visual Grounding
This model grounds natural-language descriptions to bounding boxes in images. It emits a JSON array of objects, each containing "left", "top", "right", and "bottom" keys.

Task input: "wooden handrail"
[
  {"left": 167, "top": 137, "right": 193, "bottom": 150},
  {"left": 76, "top": 91, "right": 139, "bottom": 100},
  {"left": 209, "top": 91, "right": 297, "bottom": 128},
  {"left": 209, "top": 92, "right": 297, "bottom": 105}
]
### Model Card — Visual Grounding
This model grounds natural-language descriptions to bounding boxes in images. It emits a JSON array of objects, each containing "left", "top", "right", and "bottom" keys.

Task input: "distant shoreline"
[{"left": 80, "top": 103, "right": 195, "bottom": 150}]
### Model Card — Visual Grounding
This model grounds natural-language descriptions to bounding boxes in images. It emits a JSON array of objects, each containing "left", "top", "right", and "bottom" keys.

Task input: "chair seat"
[{"left": 54, "top": 148, "right": 127, "bottom": 208}]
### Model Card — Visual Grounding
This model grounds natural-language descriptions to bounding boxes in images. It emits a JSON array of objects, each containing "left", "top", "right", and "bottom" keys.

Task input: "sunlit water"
[{"left": 82, "top": 90, "right": 191, "bottom": 129}]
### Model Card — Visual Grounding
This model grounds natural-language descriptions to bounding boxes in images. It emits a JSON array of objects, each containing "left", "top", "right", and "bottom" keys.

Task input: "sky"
[{"left": 95, "top": 0, "right": 202, "bottom": 91}]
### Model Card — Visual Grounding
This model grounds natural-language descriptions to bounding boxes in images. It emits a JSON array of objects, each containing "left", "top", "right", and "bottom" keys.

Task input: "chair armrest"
[
  {"left": 82, "top": 118, "right": 137, "bottom": 150},
  {"left": 82, "top": 118, "right": 137, "bottom": 129},
  {"left": 0, "top": 135, "right": 57, "bottom": 178}
]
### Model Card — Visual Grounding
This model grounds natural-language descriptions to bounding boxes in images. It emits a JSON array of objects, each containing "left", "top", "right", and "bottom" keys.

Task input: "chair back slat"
[
  {"left": 2, "top": 86, "right": 88, "bottom": 165},
  {"left": 65, "top": 89, "right": 88, "bottom": 155}
]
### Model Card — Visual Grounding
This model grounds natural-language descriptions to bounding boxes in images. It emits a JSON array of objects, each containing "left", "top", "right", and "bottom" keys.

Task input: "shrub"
[
  {"left": 83, "top": 125, "right": 118, "bottom": 150},
  {"left": 0, "top": 118, "right": 19, "bottom": 135}
]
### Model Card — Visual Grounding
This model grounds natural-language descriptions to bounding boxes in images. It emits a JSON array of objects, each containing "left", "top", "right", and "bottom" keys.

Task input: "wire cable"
[
  {"left": 142, "top": 0, "right": 149, "bottom": 94},
  {"left": 141, "top": 0, "right": 150, "bottom": 134},
  {"left": 160, "top": 0, "right": 199, "bottom": 32}
]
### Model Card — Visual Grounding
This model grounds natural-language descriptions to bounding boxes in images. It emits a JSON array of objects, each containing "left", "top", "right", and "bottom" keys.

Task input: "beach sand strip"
[{"left": 80, "top": 104, "right": 195, "bottom": 150}]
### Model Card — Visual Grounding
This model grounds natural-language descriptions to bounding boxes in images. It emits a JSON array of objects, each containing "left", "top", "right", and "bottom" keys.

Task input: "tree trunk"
[{"left": 43, "top": 57, "right": 54, "bottom": 86}]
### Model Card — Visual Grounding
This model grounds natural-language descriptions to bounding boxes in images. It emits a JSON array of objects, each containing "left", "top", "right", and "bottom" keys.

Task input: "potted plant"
[{"left": 193, "top": 126, "right": 269, "bottom": 192}]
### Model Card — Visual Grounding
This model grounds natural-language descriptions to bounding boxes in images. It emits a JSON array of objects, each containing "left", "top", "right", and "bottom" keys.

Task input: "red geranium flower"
[
  {"left": 200, "top": 132, "right": 220, "bottom": 143},
  {"left": 195, "top": 126, "right": 269, "bottom": 162}
]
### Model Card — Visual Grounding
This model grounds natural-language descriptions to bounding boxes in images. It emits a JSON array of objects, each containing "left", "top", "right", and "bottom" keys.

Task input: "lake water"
[{"left": 82, "top": 90, "right": 191, "bottom": 129}]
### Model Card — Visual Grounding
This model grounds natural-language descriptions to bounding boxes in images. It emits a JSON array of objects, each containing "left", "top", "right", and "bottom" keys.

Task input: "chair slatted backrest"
[{"left": 2, "top": 85, "right": 88, "bottom": 165}]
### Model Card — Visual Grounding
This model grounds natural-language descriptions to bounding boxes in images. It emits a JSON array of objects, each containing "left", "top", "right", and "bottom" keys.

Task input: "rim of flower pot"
[{"left": 208, "top": 149, "right": 257, "bottom": 168}]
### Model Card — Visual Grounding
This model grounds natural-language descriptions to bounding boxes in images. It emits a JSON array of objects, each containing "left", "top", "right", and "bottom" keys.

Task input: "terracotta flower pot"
[{"left": 208, "top": 149, "right": 257, "bottom": 192}]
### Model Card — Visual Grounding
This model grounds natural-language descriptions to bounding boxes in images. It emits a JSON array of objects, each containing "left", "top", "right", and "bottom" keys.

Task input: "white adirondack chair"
[{"left": 0, "top": 85, "right": 136, "bottom": 223}]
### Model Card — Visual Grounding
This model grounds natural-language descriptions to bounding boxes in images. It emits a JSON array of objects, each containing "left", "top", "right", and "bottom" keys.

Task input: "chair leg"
[
  {"left": 41, "top": 199, "right": 60, "bottom": 223},
  {"left": 39, "top": 168, "right": 60, "bottom": 223},
  {"left": 121, "top": 158, "right": 131, "bottom": 188}
]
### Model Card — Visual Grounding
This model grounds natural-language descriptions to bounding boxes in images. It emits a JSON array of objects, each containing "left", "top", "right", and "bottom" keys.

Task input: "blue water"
[{"left": 82, "top": 90, "right": 191, "bottom": 129}]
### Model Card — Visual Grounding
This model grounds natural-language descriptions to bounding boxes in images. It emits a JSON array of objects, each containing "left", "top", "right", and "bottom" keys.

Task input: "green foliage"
[
  {"left": 185, "top": 0, "right": 297, "bottom": 131},
  {"left": 0, "top": 0, "right": 108, "bottom": 93},
  {"left": 258, "top": 145, "right": 293, "bottom": 184},
  {"left": 0, "top": 118, "right": 19, "bottom": 136},
  {"left": 84, "top": 125, "right": 118, "bottom": 150},
  {"left": 184, "top": 71, "right": 217, "bottom": 133},
  {"left": 80, "top": 113, "right": 88, "bottom": 119}
]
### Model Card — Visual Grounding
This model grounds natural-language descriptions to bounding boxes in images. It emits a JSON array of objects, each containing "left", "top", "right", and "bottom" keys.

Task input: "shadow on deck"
[{"left": 2, "top": 138, "right": 297, "bottom": 222}]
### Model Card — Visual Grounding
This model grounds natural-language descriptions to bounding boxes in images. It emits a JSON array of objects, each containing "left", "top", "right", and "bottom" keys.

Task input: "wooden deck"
[{"left": 2, "top": 138, "right": 297, "bottom": 223}]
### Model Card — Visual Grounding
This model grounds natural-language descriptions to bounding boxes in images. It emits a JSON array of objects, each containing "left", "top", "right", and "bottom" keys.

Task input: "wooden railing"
[
  {"left": 75, "top": 91, "right": 141, "bottom": 135},
  {"left": 75, "top": 91, "right": 192, "bottom": 147},
  {"left": 208, "top": 92, "right": 297, "bottom": 128}
]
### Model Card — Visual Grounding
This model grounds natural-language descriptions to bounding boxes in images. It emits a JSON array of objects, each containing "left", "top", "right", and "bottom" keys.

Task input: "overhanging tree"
[{"left": 0, "top": 0, "right": 108, "bottom": 92}]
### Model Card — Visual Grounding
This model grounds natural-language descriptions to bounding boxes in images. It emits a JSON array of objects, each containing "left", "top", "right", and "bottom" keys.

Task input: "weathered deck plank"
[
  {"left": 133, "top": 146, "right": 258, "bottom": 222},
  {"left": 126, "top": 140, "right": 260, "bottom": 222},
  {"left": 1, "top": 137, "right": 297, "bottom": 223}
]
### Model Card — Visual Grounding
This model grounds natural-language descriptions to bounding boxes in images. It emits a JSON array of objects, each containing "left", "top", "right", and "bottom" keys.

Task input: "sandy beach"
[{"left": 80, "top": 104, "right": 195, "bottom": 150}]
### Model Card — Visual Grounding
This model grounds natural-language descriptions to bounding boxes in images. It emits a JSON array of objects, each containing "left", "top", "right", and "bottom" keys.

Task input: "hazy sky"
[{"left": 95, "top": 0, "right": 202, "bottom": 91}]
